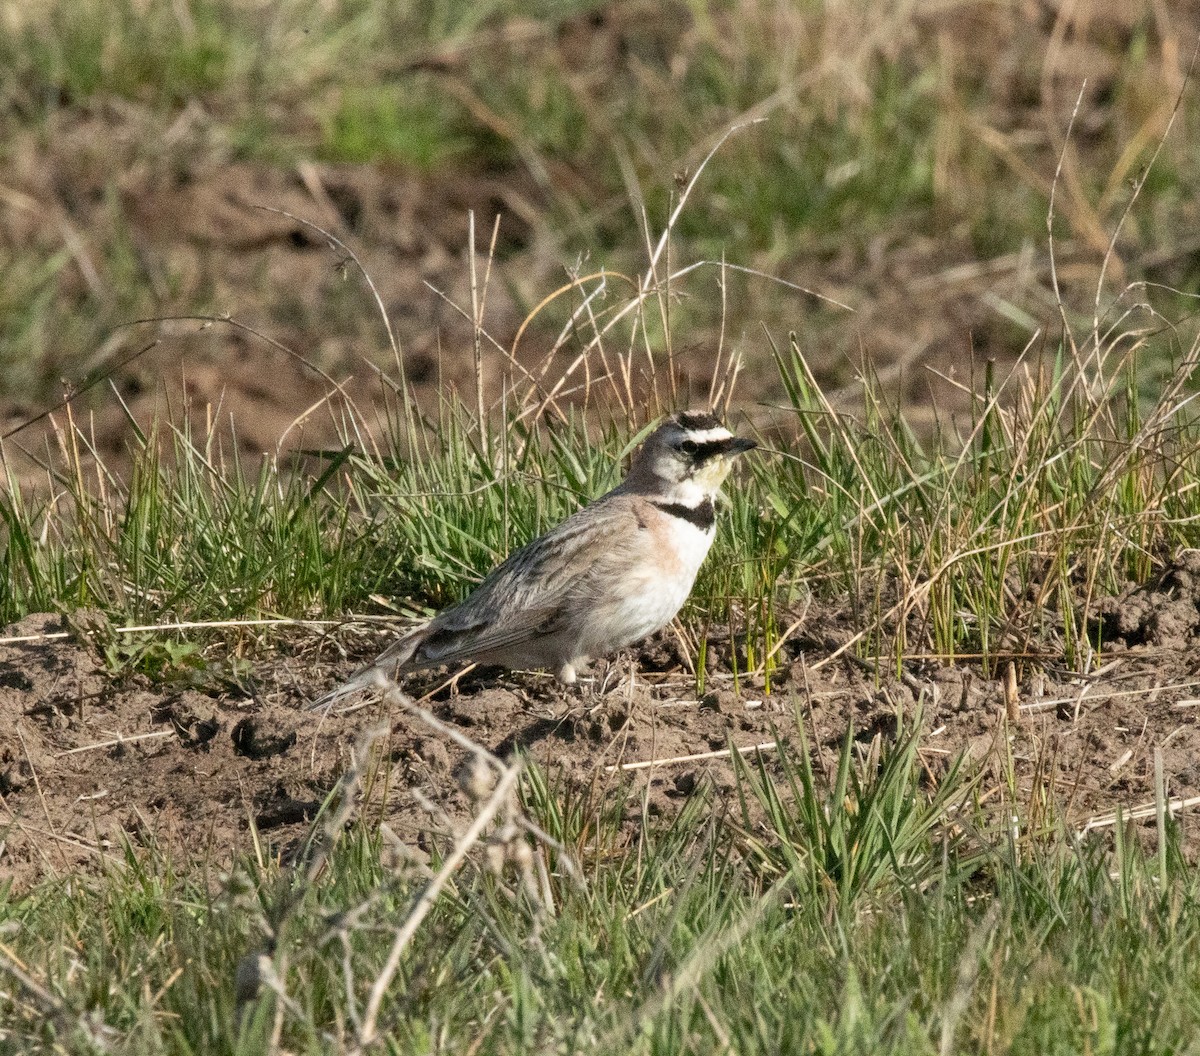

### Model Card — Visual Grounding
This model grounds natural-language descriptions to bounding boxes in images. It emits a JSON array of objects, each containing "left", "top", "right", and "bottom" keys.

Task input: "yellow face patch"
[{"left": 693, "top": 455, "right": 734, "bottom": 492}]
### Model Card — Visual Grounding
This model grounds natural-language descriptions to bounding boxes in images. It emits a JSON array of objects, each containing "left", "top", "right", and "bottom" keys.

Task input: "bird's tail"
[{"left": 306, "top": 625, "right": 429, "bottom": 713}]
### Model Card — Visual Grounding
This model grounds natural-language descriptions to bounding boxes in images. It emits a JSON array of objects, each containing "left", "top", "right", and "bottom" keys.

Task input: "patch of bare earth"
[
  {"left": 0, "top": 108, "right": 553, "bottom": 487},
  {"left": 5, "top": 559, "right": 1200, "bottom": 888}
]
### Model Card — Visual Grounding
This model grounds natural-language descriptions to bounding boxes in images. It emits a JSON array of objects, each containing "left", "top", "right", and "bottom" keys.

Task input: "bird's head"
[{"left": 623, "top": 410, "right": 757, "bottom": 503}]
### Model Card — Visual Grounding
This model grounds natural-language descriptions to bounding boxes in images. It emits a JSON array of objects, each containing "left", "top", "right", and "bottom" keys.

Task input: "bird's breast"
[{"left": 577, "top": 504, "right": 716, "bottom": 654}]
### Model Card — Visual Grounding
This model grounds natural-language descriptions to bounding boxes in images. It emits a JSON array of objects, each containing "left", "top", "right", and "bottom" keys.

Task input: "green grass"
[
  {"left": 2, "top": 713, "right": 1199, "bottom": 1054},
  {"left": 4, "top": 196, "right": 1199, "bottom": 1047},
  {"left": 5, "top": 2, "right": 1200, "bottom": 1051},
  {"left": 5, "top": 289, "right": 1200, "bottom": 680},
  {"left": 321, "top": 88, "right": 468, "bottom": 169},
  {"left": 2, "top": 0, "right": 1197, "bottom": 403},
  {"left": 4, "top": 200, "right": 1200, "bottom": 1047}
]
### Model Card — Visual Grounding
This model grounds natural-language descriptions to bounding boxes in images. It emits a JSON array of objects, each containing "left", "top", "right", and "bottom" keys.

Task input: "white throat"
[{"left": 660, "top": 476, "right": 717, "bottom": 507}]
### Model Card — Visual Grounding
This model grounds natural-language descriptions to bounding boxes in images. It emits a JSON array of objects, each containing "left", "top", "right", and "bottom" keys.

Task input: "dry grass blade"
[
  {"left": 607, "top": 741, "right": 778, "bottom": 773},
  {"left": 0, "top": 616, "right": 347, "bottom": 649},
  {"left": 252, "top": 205, "right": 400, "bottom": 361},
  {"left": 1018, "top": 679, "right": 1200, "bottom": 715},
  {"left": 54, "top": 730, "right": 174, "bottom": 758},
  {"left": 1082, "top": 794, "right": 1200, "bottom": 832}
]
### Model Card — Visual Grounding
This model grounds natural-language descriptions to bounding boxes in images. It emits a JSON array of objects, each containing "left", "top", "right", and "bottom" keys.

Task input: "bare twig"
[{"left": 355, "top": 737, "right": 523, "bottom": 1048}]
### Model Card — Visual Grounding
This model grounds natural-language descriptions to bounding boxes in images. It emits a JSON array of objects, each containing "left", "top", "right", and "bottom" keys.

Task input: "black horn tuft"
[{"left": 673, "top": 410, "right": 723, "bottom": 432}]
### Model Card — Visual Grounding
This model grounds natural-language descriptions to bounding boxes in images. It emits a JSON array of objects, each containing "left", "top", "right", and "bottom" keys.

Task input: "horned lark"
[{"left": 308, "top": 411, "right": 756, "bottom": 711}]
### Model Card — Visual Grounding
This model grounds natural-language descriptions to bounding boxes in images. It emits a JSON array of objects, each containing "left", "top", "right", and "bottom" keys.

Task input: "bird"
[{"left": 307, "top": 410, "right": 756, "bottom": 711}]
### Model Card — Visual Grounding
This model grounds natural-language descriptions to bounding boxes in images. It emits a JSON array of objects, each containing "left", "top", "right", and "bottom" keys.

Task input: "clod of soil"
[{"left": 1095, "top": 549, "right": 1200, "bottom": 648}]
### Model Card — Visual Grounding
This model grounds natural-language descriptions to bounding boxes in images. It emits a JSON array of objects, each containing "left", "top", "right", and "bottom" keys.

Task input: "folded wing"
[{"left": 308, "top": 498, "right": 643, "bottom": 710}]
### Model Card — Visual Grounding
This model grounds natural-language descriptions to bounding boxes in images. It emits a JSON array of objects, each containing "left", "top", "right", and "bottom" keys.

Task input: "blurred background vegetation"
[{"left": 0, "top": 0, "right": 1196, "bottom": 449}]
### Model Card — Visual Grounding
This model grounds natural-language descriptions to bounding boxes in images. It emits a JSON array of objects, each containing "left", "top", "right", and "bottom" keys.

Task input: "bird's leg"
[{"left": 446, "top": 663, "right": 478, "bottom": 697}]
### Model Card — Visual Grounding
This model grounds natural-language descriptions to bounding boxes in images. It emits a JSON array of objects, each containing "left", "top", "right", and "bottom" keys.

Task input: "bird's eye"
[{"left": 679, "top": 439, "right": 698, "bottom": 454}]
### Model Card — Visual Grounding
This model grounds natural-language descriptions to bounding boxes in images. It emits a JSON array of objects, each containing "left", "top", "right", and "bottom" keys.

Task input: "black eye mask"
[{"left": 681, "top": 436, "right": 757, "bottom": 461}]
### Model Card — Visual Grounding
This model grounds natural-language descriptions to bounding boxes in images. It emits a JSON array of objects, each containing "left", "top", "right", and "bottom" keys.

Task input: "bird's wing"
[
  {"left": 307, "top": 499, "right": 644, "bottom": 711},
  {"left": 399, "top": 498, "right": 643, "bottom": 668},
  {"left": 403, "top": 603, "right": 568, "bottom": 668}
]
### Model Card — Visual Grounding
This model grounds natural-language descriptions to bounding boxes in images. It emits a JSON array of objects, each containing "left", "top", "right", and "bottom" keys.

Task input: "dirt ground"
[
  {"left": 3, "top": 554, "right": 1200, "bottom": 888},
  {"left": 0, "top": 104, "right": 576, "bottom": 491}
]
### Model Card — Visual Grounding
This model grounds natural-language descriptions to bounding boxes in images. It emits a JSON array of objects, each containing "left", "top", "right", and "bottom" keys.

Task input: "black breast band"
[{"left": 651, "top": 498, "right": 715, "bottom": 531}]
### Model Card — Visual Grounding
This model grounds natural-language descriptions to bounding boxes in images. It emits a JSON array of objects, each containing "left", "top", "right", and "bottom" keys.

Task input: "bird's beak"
[{"left": 728, "top": 437, "right": 757, "bottom": 455}]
